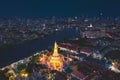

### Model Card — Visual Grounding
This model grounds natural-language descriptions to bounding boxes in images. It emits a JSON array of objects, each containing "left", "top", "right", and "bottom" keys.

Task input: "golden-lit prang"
[{"left": 39, "top": 42, "right": 65, "bottom": 71}]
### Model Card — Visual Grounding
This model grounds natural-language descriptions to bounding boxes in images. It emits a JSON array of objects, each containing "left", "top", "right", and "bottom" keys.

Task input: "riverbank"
[
  {"left": 0, "top": 29, "right": 60, "bottom": 51},
  {"left": 0, "top": 28, "right": 79, "bottom": 68}
]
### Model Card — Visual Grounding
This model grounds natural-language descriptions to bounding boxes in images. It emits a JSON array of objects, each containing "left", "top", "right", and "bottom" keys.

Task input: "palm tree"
[
  {"left": 50, "top": 70, "right": 58, "bottom": 80},
  {"left": 65, "top": 67, "right": 73, "bottom": 79}
]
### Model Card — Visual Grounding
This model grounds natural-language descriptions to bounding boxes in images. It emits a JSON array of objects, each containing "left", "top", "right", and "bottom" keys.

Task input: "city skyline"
[
  {"left": 0, "top": 0, "right": 120, "bottom": 17},
  {"left": 0, "top": 0, "right": 120, "bottom": 80}
]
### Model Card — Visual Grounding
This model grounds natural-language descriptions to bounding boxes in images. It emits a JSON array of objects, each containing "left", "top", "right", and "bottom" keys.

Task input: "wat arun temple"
[{"left": 39, "top": 42, "right": 65, "bottom": 71}]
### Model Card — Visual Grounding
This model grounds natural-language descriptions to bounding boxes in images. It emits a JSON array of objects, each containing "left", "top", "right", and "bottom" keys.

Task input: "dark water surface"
[{"left": 0, "top": 28, "right": 80, "bottom": 68}]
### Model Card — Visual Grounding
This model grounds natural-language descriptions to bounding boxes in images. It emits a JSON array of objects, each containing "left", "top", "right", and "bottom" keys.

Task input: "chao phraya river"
[{"left": 0, "top": 27, "right": 80, "bottom": 68}]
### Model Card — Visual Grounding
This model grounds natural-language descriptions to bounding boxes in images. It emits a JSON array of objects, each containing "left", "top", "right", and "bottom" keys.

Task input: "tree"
[
  {"left": 50, "top": 70, "right": 58, "bottom": 74},
  {"left": 65, "top": 67, "right": 73, "bottom": 74},
  {"left": 9, "top": 76, "right": 15, "bottom": 80},
  {"left": 17, "top": 64, "right": 27, "bottom": 72},
  {"left": 0, "top": 69, "right": 9, "bottom": 80},
  {"left": 65, "top": 67, "right": 73, "bottom": 79}
]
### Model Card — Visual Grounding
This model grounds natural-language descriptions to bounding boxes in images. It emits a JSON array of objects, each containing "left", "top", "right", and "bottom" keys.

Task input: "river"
[{"left": 0, "top": 27, "right": 80, "bottom": 68}]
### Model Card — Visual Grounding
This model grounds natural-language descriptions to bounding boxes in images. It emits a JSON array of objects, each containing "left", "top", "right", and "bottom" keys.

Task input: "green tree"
[
  {"left": 0, "top": 69, "right": 9, "bottom": 80},
  {"left": 65, "top": 67, "right": 73, "bottom": 79},
  {"left": 17, "top": 64, "right": 27, "bottom": 72}
]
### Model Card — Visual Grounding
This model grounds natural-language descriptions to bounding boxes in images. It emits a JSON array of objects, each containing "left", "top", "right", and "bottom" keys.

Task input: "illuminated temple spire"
[
  {"left": 53, "top": 41, "right": 59, "bottom": 56},
  {"left": 40, "top": 41, "right": 64, "bottom": 71}
]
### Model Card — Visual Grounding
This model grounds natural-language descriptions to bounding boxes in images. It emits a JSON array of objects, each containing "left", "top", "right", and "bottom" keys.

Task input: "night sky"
[{"left": 0, "top": 0, "right": 120, "bottom": 17}]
